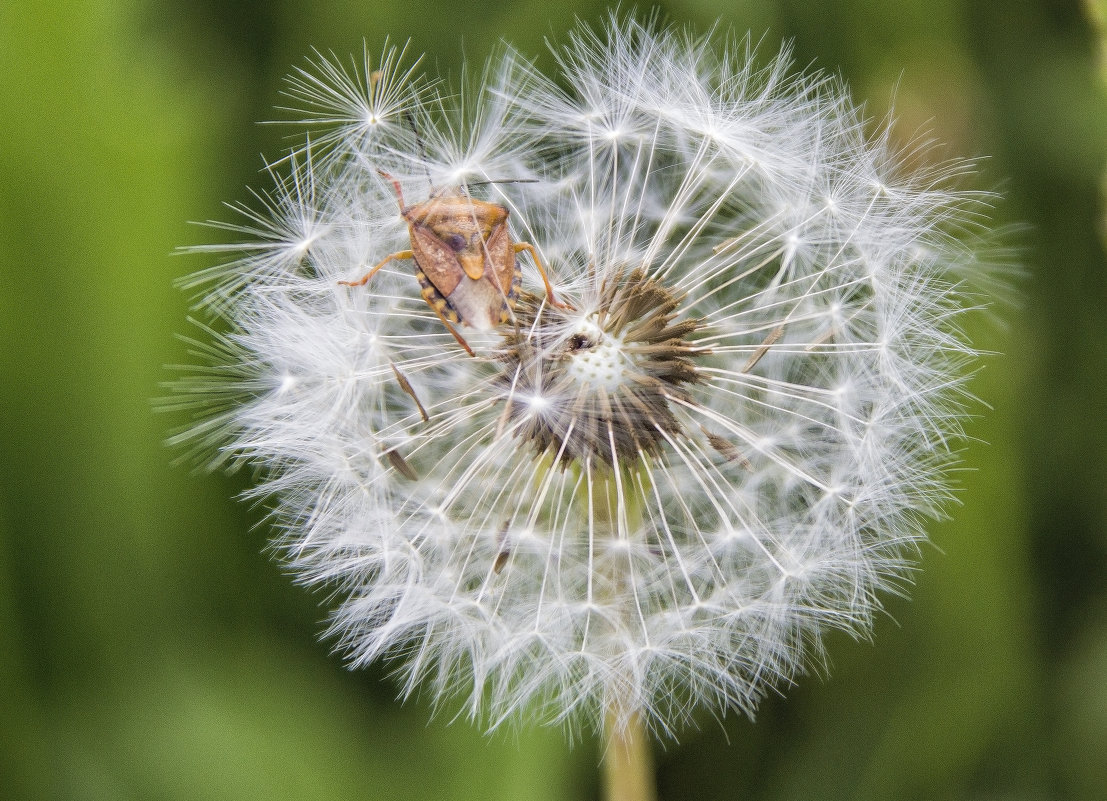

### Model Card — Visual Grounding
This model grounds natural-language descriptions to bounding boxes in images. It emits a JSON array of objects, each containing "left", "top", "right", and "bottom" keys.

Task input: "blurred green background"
[{"left": 2, "top": 0, "right": 1105, "bottom": 799}]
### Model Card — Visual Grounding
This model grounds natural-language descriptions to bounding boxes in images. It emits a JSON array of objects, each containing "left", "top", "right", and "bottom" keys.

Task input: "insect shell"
[
  {"left": 403, "top": 183, "right": 521, "bottom": 333},
  {"left": 340, "top": 172, "right": 575, "bottom": 356},
  {"left": 341, "top": 172, "right": 566, "bottom": 356}
]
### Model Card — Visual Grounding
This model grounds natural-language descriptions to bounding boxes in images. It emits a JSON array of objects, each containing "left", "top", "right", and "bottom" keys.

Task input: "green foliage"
[{"left": 2, "top": 0, "right": 1104, "bottom": 799}]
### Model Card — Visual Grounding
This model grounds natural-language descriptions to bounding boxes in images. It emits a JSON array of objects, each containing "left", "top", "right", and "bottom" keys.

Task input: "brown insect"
[{"left": 340, "top": 172, "right": 569, "bottom": 356}]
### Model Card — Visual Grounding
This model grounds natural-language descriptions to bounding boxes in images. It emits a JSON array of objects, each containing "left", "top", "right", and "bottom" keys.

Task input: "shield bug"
[{"left": 340, "top": 172, "right": 569, "bottom": 356}]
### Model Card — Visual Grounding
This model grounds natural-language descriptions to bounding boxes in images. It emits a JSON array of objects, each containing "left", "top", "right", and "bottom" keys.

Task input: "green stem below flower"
[
  {"left": 591, "top": 464, "right": 656, "bottom": 801},
  {"left": 602, "top": 706, "right": 656, "bottom": 801}
]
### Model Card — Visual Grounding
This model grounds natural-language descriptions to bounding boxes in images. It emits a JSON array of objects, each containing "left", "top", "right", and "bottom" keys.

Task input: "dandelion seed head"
[{"left": 176, "top": 13, "right": 995, "bottom": 737}]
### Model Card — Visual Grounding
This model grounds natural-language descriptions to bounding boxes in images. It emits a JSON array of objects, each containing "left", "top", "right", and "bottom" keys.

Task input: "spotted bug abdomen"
[
  {"left": 416, "top": 269, "right": 462, "bottom": 324},
  {"left": 416, "top": 267, "right": 517, "bottom": 330}
]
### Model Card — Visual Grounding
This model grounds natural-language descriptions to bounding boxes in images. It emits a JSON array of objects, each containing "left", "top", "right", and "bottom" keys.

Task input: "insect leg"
[
  {"left": 338, "top": 250, "right": 413, "bottom": 287},
  {"left": 376, "top": 170, "right": 407, "bottom": 210},
  {"left": 420, "top": 295, "right": 476, "bottom": 357},
  {"left": 513, "top": 242, "right": 573, "bottom": 310}
]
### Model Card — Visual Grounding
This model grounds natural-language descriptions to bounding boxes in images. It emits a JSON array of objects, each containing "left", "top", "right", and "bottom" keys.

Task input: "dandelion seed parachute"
[{"left": 177, "top": 15, "right": 988, "bottom": 736}]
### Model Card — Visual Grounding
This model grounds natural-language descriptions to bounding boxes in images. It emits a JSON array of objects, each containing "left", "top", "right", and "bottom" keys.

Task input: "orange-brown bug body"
[
  {"left": 405, "top": 187, "right": 520, "bottom": 332},
  {"left": 341, "top": 172, "right": 567, "bottom": 356}
]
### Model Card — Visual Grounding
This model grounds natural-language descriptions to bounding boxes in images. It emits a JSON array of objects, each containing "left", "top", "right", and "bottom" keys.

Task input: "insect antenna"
[
  {"left": 403, "top": 109, "right": 433, "bottom": 187},
  {"left": 464, "top": 178, "right": 539, "bottom": 187}
]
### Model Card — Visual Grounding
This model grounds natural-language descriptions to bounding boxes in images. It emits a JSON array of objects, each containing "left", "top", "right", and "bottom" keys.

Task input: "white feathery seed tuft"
[{"left": 173, "top": 14, "right": 993, "bottom": 736}]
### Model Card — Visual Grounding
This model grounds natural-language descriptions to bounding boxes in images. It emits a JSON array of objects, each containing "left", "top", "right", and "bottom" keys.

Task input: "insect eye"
[{"left": 446, "top": 234, "right": 467, "bottom": 251}]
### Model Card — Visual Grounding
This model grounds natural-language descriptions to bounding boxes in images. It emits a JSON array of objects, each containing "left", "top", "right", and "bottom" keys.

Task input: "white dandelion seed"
[{"left": 175, "top": 15, "right": 992, "bottom": 739}]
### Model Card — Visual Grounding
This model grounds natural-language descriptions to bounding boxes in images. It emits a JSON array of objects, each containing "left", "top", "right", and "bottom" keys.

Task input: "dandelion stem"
[
  {"left": 602, "top": 706, "right": 656, "bottom": 801},
  {"left": 593, "top": 465, "right": 656, "bottom": 801}
]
